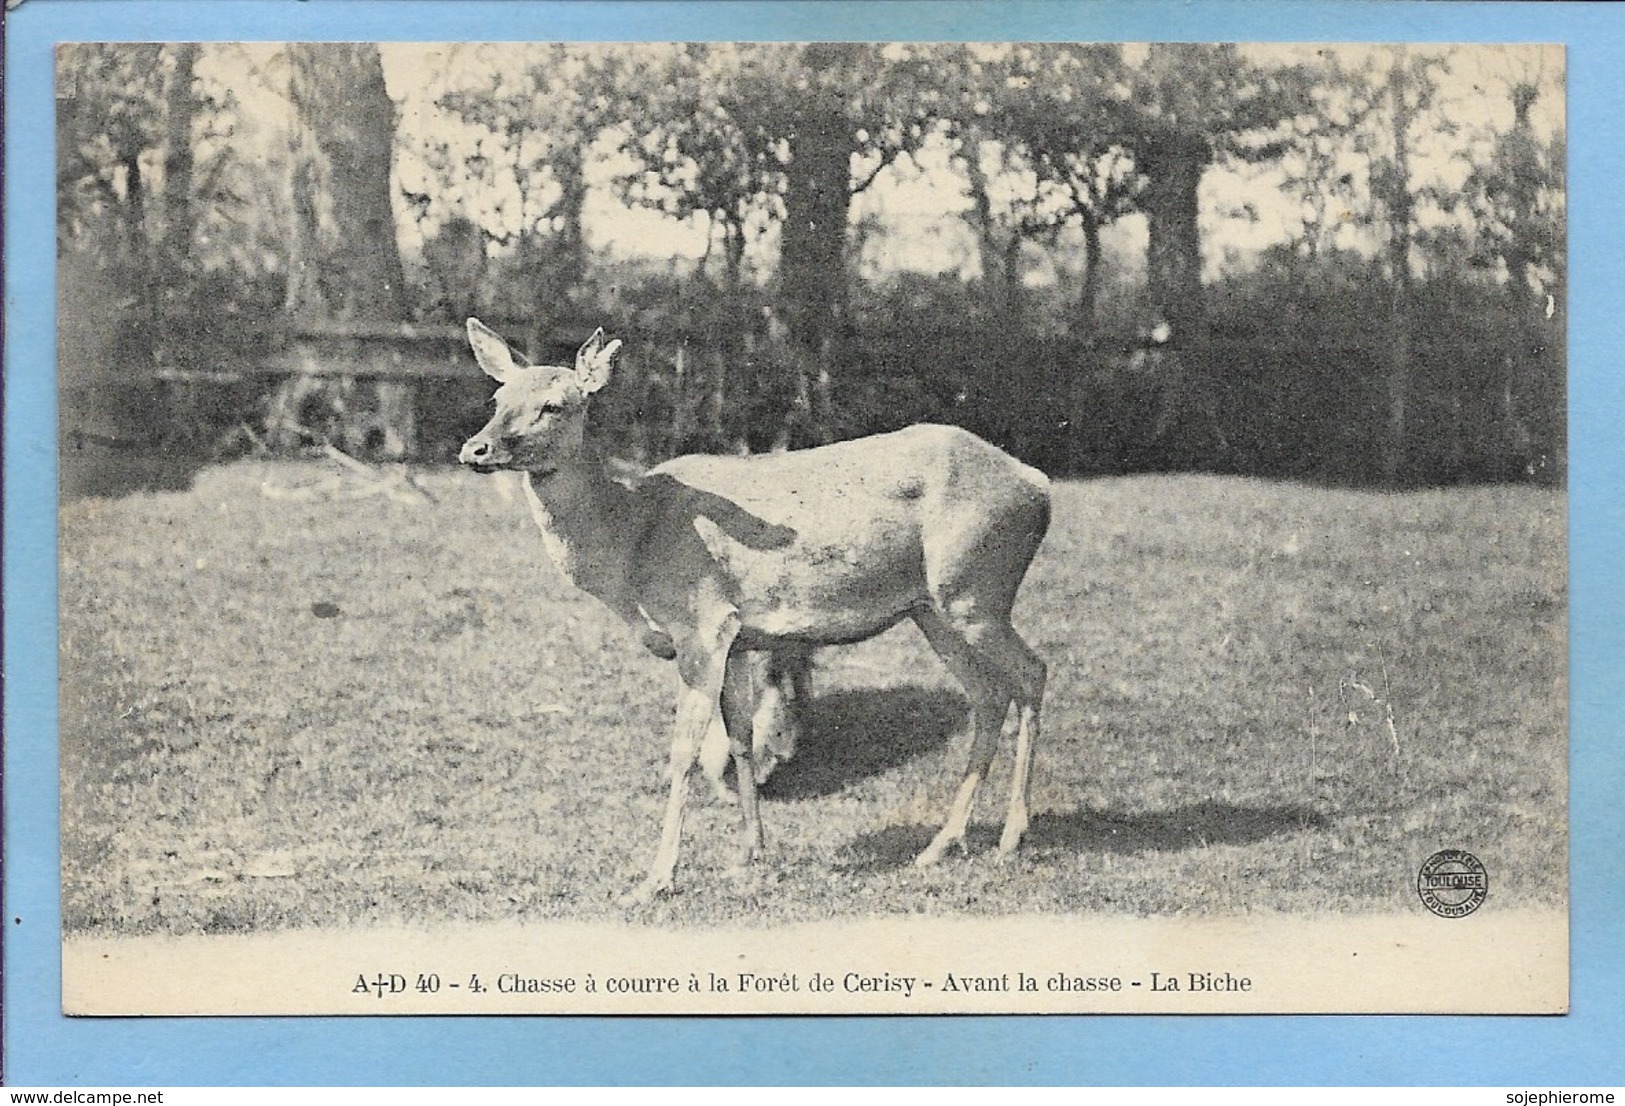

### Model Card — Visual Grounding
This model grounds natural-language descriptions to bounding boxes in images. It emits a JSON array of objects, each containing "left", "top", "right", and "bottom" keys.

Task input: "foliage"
[
  {"left": 58, "top": 43, "right": 297, "bottom": 498},
  {"left": 56, "top": 42, "right": 1566, "bottom": 490},
  {"left": 57, "top": 43, "right": 295, "bottom": 337},
  {"left": 427, "top": 44, "right": 628, "bottom": 320},
  {"left": 940, "top": 45, "right": 1140, "bottom": 327},
  {"left": 57, "top": 44, "right": 171, "bottom": 237},
  {"left": 1276, "top": 51, "right": 1387, "bottom": 258},
  {"left": 1116, "top": 44, "right": 1317, "bottom": 162},
  {"left": 1458, "top": 81, "right": 1566, "bottom": 302},
  {"left": 601, "top": 43, "right": 954, "bottom": 442},
  {"left": 1109, "top": 44, "right": 1318, "bottom": 335},
  {"left": 610, "top": 44, "right": 790, "bottom": 287}
]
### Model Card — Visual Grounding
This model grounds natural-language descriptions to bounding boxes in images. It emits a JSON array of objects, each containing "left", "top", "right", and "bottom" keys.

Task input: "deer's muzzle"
[{"left": 459, "top": 435, "right": 503, "bottom": 472}]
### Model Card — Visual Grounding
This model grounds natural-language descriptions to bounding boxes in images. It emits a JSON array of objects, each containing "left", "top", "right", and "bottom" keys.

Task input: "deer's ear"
[
  {"left": 467, "top": 318, "right": 520, "bottom": 383},
  {"left": 576, "top": 328, "right": 622, "bottom": 394}
]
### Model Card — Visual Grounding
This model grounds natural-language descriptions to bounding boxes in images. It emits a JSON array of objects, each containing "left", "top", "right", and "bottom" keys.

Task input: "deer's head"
[{"left": 459, "top": 319, "right": 621, "bottom": 475}]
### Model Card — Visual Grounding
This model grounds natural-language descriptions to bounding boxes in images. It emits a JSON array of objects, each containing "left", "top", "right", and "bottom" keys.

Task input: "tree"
[
  {"left": 1361, "top": 46, "right": 1453, "bottom": 483},
  {"left": 57, "top": 46, "right": 207, "bottom": 371},
  {"left": 616, "top": 44, "right": 792, "bottom": 297},
  {"left": 279, "top": 43, "right": 414, "bottom": 458},
  {"left": 285, "top": 44, "right": 406, "bottom": 323},
  {"left": 1459, "top": 66, "right": 1566, "bottom": 477},
  {"left": 1269, "top": 46, "right": 1460, "bottom": 482},
  {"left": 1002, "top": 45, "right": 1312, "bottom": 471},
  {"left": 613, "top": 43, "right": 939, "bottom": 446},
  {"left": 1278, "top": 50, "right": 1384, "bottom": 261},
  {"left": 57, "top": 43, "right": 170, "bottom": 334},
  {"left": 180, "top": 45, "right": 305, "bottom": 316},
  {"left": 1380, "top": 49, "right": 1416, "bottom": 484},
  {"left": 57, "top": 43, "right": 225, "bottom": 492},
  {"left": 157, "top": 45, "right": 200, "bottom": 292},
  {"left": 610, "top": 44, "right": 796, "bottom": 449},
  {"left": 1111, "top": 45, "right": 1313, "bottom": 347},
  {"left": 58, "top": 43, "right": 169, "bottom": 482},
  {"left": 432, "top": 44, "right": 624, "bottom": 342},
  {"left": 777, "top": 43, "right": 858, "bottom": 371},
  {"left": 776, "top": 44, "right": 940, "bottom": 367},
  {"left": 963, "top": 43, "right": 1142, "bottom": 332}
]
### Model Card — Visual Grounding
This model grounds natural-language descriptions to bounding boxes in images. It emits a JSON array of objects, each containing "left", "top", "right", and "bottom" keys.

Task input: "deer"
[
  {"left": 697, "top": 646, "right": 810, "bottom": 801},
  {"left": 458, "top": 319, "right": 1050, "bottom": 905}
]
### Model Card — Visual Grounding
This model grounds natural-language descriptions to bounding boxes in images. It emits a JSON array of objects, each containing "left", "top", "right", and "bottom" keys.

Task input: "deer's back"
[{"left": 655, "top": 421, "right": 1040, "bottom": 508}]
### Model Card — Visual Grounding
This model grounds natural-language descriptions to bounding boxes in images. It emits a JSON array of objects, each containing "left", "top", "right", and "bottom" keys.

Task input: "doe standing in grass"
[{"left": 459, "top": 320, "right": 1051, "bottom": 904}]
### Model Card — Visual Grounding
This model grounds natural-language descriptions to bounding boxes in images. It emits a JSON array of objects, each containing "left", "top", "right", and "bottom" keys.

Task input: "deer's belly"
[
  {"left": 740, "top": 602, "right": 914, "bottom": 646},
  {"left": 733, "top": 565, "right": 923, "bottom": 644},
  {"left": 632, "top": 570, "right": 916, "bottom": 649}
]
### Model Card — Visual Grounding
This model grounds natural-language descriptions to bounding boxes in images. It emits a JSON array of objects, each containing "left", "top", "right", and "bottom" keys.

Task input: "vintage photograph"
[{"left": 57, "top": 41, "right": 1567, "bottom": 1015}]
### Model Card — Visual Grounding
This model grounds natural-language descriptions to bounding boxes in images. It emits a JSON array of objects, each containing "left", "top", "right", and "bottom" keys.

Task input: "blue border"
[{"left": 7, "top": 1, "right": 1622, "bottom": 1087}]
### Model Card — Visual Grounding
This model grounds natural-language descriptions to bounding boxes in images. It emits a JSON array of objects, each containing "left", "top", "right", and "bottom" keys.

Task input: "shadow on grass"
[
  {"left": 762, "top": 685, "right": 965, "bottom": 801},
  {"left": 835, "top": 799, "right": 1329, "bottom": 874},
  {"left": 60, "top": 438, "right": 207, "bottom": 500}
]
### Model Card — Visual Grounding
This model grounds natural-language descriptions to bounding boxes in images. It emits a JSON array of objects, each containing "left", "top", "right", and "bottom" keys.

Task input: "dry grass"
[{"left": 59, "top": 461, "right": 1566, "bottom": 933}]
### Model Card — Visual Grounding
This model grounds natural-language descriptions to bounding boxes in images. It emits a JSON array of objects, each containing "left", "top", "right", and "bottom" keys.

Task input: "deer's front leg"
[{"left": 620, "top": 608, "right": 740, "bottom": 907}]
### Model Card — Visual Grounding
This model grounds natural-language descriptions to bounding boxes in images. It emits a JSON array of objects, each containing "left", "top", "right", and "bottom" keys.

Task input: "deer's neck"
[{"left": 521, "top": 460, "right": 642, "bottom": 611}]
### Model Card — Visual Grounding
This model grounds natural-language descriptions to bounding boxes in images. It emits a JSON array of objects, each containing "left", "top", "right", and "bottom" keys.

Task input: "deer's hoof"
[{"left": 914, "top": 836, "right": 964, "bottom": 868}]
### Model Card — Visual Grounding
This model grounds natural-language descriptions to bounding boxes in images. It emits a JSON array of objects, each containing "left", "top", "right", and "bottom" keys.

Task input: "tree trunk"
[
  {"left": 557, "top": 148, "right": 589, "bottom": 291},
  {"left": 1138, "top": 131, "right": 1207, "bottom": 345},
  {"left": 1382, "top": 50, "right": 1414, "bottom": 486},
  {"left": 779, "top": 43, "right": 855, "bottom": 443},
  {"left": 286, "top": 44, "right": 406, "bottom": 321},
  {"left": 1136, "top": 131, "right": 1227, "bottom": 469},
  {"left": 723, "top": 217, "right": 746, "bottom": 295},
  {"left": 153, "top": 43, "right": 199, "bottom": 378},
  {"left": 1499, "top": 82, "right": 1542, "bottom": 475},
  {"left": 960, "top": 129, "right": 1009, "bottom": 312},
  {"left": 282, "top": 44, "right": 414, "bottom": 459},
  {"left": 1000, "top": 234, "right": 1025, "bottom": 326},
  {"left": 1078, "top": 207, "right": 1103, "bottom": 335},
  {"left": 122, "top": 149, "right": 149, "bottom": 272},
  {"left": 158, "top": 44, "right": 198, "bottom": 281}
]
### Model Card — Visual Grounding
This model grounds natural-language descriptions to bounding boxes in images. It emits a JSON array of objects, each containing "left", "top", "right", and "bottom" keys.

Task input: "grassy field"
[{"left": 59, "top": 461, "right": 1566, "bottom": 933}]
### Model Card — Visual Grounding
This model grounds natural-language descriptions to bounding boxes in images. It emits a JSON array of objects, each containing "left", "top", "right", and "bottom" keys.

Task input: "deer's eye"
[{"left": 521, "top": 404, "right": 561, "bottom": 430}]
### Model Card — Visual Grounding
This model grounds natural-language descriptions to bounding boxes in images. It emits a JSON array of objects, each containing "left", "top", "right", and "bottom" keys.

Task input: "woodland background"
[{"left": 57, "top": 43, "right": 1564, "bottom": 492}]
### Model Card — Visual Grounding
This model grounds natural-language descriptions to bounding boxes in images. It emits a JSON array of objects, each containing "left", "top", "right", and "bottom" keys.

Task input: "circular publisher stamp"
[{"left": 1417, "top": 849, "right": 1488, "bottom": 918}]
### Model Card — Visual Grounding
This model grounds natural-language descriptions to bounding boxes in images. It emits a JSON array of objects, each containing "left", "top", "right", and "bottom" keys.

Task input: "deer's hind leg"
[
  {"left": 985, "top": 624, "right": 1046, "bottom": 858},
  {"left": 911, "top": 605, "right": 1016, "bottom": 867}
]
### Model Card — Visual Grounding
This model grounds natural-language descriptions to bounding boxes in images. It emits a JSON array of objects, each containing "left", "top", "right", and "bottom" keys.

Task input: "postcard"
[{"left": 53, "top": 40, "right": 1566, "bottom": 1017}]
